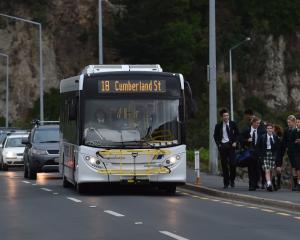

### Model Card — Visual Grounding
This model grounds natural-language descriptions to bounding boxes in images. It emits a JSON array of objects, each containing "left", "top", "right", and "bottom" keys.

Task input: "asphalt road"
[{"left": 0, "top": 169, "right": 299, "bottom": 240}]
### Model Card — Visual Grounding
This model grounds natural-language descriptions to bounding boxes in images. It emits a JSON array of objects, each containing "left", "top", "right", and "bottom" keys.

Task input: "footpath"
[{"left": 184, "top": 168, "right": 300, "bottom": 212}]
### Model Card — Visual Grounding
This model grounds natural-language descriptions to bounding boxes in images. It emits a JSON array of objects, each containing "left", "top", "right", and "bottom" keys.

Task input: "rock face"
[{"left": 0, "top": 0, "right": 116, "bottom": 121}]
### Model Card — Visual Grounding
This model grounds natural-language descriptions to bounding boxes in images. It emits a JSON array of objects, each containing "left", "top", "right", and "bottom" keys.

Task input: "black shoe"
[
  {"left": 296, "top": 184, "right": 300, "bottom": 191},
  {"left": 223, "top": 184, "right": 229, "bottom": 189},
  {"left": 230, "top": 182, "right": 235, "bottom": 188},
  {"left": 267, "top": 184, "right": 273, "bottom": 192},
  {"left": 249, "top": 187, "right": 256, "bottom": 191},
  {"left": 261, "top": 184, "right": 265, "bottom": 189}
]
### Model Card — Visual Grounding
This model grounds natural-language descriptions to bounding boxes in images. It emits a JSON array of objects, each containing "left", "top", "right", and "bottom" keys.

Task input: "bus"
[{"left": 59, "top": 65, "right": 194, "bottom": 194}]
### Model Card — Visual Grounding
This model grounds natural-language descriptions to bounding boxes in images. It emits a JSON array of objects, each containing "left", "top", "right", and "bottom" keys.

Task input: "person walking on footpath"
[
  {"left": 257, "top": 123, "right": 280, "bottom": 192},
  {"left": 292, "top": 117, "right": 300, "bottom": 191},
  {"left": 214, "top": 108, "right": 239, "bottom": 189},
  {"left": 241, "top": 116, "right": 264, "bottom": 191},
  {"left": 282, "top": 115, "right": 297, "bottom": 190},
  {"left": 273, "top": 124, "right": 284, "bottom": 189}
]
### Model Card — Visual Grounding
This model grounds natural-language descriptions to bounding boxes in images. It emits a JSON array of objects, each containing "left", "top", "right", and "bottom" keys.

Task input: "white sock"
[
  {"left": 298, "top": 180, "right": 300, "bottom": 185},
  {"left": 267, "top": 181, "right": 272, "bottom": 185}
]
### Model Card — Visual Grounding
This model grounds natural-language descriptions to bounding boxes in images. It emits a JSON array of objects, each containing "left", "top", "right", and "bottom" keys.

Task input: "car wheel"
[
  {"left": 24, "top": 163, "right": 28, "bottom": 178},
  {"left": 63, "top": 175, "right": 72, "bottom": 188},
  {"left": 28, "top": 164, "right": 37, "bottom": 180},
  {"left": 2, "top": 164, "right": 8, "bottom": 171}
]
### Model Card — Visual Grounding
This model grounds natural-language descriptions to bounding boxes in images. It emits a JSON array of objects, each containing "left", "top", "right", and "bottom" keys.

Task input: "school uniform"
[
  {"left": 283, "top": 127, "right": 296, "bottom": 168},
  {"left": 292, "top": 128, "right": 300, "bottom": 171},
  {"left": 257, "top": 133, "right": 279, "bottom": 171},
  {"left": 214, "top": 121, "right": 239, "bottom": 187},
  {"left": 241, "top": 126, "right": 265, "bottom": 190}
]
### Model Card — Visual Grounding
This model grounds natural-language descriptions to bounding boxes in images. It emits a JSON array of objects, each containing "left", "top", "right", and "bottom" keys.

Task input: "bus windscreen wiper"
[
  {"left": 39, "top": 140, "right": 59, "bottom": 143},
  {"left": 118, "top": 140, "right": 154, "bottom": 148}
]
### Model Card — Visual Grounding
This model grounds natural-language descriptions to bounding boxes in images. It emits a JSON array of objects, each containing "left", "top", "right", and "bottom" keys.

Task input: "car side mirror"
[{"left": 22, "top": 137, "right": 29, "bottom": 145}]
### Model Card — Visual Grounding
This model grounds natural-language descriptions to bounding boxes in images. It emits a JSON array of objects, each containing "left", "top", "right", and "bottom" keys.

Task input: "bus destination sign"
[{"left": 99, "top": 80, "right": 166, "bottom": 93}]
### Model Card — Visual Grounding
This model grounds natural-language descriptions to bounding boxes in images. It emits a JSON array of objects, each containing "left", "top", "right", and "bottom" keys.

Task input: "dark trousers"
[
  {"left": 248, "top": 152, "right": 259, "bottom": 188},
  {"left": 219, "top": 143, "right": 236, "bottom": 186}
]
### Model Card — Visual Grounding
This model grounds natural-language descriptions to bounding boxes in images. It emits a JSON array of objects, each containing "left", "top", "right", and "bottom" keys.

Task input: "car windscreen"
[
  {"left": 33, "top": 128, "right": 59, "bottom": 143},
  {"left": 5, "top": 137, "right": 26, "bottom": 148}
]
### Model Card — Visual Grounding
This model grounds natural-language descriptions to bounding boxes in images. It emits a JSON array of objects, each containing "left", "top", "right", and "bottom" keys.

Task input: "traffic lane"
[
  {"left": 23, "top": 172, "right": 300, "bottom": 240},
  {"left": 0, "top": 173, "right": 167, "bottom": 240}
]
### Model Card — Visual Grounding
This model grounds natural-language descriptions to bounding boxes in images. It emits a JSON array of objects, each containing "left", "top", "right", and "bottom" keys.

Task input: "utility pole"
[
  {"left": 209, "top": 0, "right": 218, "bottom": 174},
  {"left": 0, "top": 53, "right": 9, "bottom": 127},
  {"left": 0, "top": 13, "right": 44, "bottom": 122},
  {"left": 99, "top": 0, "right": 103, "bottom": 64}
]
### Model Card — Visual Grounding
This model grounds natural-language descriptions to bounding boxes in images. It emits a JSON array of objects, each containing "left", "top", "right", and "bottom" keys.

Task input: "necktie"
[
  {"left": 270, "top": 136, "right": 274, "bottom": 147},
  {"left": 226, "top": 124, "right": 230, "bottom": 139},
  {"left": 252, "top": 130, "right": 256, "bottom": 146}
]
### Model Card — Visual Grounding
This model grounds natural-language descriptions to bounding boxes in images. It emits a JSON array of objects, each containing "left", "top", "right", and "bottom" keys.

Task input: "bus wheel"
[
  {"left": 76, "top": 183, "right": 87, "bottom": 194},
  {"left": 165, "top": 184, "right": 176, "bottom": 195}
]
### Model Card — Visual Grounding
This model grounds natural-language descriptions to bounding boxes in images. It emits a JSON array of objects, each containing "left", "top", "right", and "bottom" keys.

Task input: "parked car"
[
  {"left": 0, "top": 133, "right": 29, "bottom": 170},
  {"left": 23, "top": 123, "right": 60, "bottom": 179}
]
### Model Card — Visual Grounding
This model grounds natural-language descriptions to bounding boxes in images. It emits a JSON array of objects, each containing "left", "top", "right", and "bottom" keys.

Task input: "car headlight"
[
  {"left": 4, "top": 151, "right": 17, "bottom": 158},
  {"left": 31, "top": 148, "right": 48, "bottom": 155},
  {"left": 164, "top": 154, "right": 181, "bottom": 166}
]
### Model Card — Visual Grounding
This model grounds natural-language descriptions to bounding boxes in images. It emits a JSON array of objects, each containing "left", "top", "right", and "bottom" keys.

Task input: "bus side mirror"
[
  {"left": 69, "top": 102, "right": 77, "bottom": 121},
  {"left": 184, "top": 81, "right": 198, "bottom": 119}
]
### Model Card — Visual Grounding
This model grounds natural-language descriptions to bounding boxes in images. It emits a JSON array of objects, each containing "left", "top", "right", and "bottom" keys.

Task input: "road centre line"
[
  {"left": 260, "top": 209, "right": 275, "bottom": 213},
  {"left": 41, "top": 188, "right": 52, "bottom": 192},
  {"left": 294, "top": 217, "right": 300, "bottom": 220},
  {"left": 32, "top": 184, "right": 37, "bottom": 186},
  {"left": 53, "top": 192, "right": 59, "bottom": 195},
  {"left": 104, "top": 210, "right": 125, "bottom": 217},
  {"left": 22, "top": 181, "right": 30, "bottom": 184},
  {"left": 89, "top": 206, "right": 97, "bottom": 208},
  {"left": 67, "top": 197, "right": 82, "bottom": 203},
  {"left": 159, "top": 231, "right": 190, "bottom": 240},
  {"left": 276, "top": 212, "right": 291, "bottom": 216}
]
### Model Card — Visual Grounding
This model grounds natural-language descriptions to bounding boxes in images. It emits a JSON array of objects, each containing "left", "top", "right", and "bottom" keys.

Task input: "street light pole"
[
  {"left": 0, "top": 13, "right": 44, "bottom": 122},
  {"left": 0, "top": 53, "right": 9, "bottom": 127},
  {"left": 209, "top": 0, "right": 218, "bottom": 174},
  {"left": 98, "top": 0, "right": 103, "bottom": 64},
  {"left": 229, "top": 37, "right": 251, "bottom": 121}
]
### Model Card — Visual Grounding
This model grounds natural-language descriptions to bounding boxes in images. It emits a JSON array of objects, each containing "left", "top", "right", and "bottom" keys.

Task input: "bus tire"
[
  {"left": 76, "top": 183, "right": 87, "bottom": 194},
  {"left": 165, "top": 184, "right": 176, "bottom": 195}
]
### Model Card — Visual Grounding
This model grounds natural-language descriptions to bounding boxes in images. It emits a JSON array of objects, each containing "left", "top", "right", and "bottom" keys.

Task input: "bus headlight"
[
  {"left": 84, "top": 155, "right": 103, "bottom": 168},
  {"left": 164, "top": 154, "right": 181, "bottom": 166}
]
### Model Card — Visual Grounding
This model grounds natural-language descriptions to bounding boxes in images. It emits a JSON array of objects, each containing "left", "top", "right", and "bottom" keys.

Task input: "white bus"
[{"left": 59, "top": 65, "right": 194, "bottom": 194}]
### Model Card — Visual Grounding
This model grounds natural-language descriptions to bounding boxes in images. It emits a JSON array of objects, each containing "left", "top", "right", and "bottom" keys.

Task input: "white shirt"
[
  {"left": 250, "top": 127, "right": 258, "bottom": 145},
  {"left": 221, "top": 122, "right": 230, "bottom": 143},
  {"left": 267, "top": 134, "right": 274, "bottom": 150}
]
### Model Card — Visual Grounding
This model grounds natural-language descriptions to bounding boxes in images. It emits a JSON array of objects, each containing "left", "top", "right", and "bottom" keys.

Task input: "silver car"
[{"left": 0, "top": 133, "right": 29, "bottom": 170}]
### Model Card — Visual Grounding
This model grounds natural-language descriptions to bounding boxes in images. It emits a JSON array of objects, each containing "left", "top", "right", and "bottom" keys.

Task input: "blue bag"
[{"left": 235, "top": 149, "right": 253, "bottom": 167}]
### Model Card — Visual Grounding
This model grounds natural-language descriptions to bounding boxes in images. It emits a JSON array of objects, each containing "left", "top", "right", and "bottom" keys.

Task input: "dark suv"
[{"left": 23, "top": 123, "right": 60, "bottom": 179}]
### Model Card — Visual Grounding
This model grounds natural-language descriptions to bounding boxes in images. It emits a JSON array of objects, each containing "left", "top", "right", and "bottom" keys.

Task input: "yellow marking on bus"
[
  {"left": 97, "top": 167, "right": 170, "bottom": 176},
  {"left": 97, "top": 149, "right": 171, "bottom": 156}
]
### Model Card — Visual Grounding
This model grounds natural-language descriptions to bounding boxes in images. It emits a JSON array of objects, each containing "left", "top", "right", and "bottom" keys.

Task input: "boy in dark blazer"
[{"left": 214, "top": 108, "right": 239, "bottom": 188}]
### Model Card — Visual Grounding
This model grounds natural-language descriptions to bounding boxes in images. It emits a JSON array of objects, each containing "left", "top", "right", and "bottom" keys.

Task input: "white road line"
[
  {"left": 53, "top": 193, "right": 59, "bottom": 195},
  {"left": 247, "top": 206, "right": 258, "bottom": 209},
  {"left": 261, "top": 209, "right": 275, "bottom": 213},
  {"left": 233, "top": 204, "right": 245, "bottom": 207},
  {"left": 134, "top": 222, "right": 143, "bottom": 225},
  {"left": 67, "top": 197, "right": 82, "bottom": 203},
  {"left": 222, "top": 201, "right": 232, "bottom": 205},
  {"left": 22, "top": 181, "right": 30, "bottom": 184},
  {"left": 276, "top": 212, "right": 291, "bottom": 216},
  {"left": 89, "top": 206, "right": 97, "bottom": 208},
  {"left": 294, "top": 216, "right": 300, "bottom": 220},
  {"left": 159, "top": 231, "right": 190, "bottom": 240},
  {"left": 41, "top": 188, "right": 52, "bottom": 192},
  {"left": 32, "top": 184, "right": 37, "bottom": 186},
  {"left": 104, "top": 210, "right": 125, "bottom": 217}
]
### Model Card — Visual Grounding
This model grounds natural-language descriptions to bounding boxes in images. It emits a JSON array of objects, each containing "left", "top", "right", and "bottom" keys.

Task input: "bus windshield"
[{"left": 83, "top": 99, "right": 181, "bottom": 148}]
